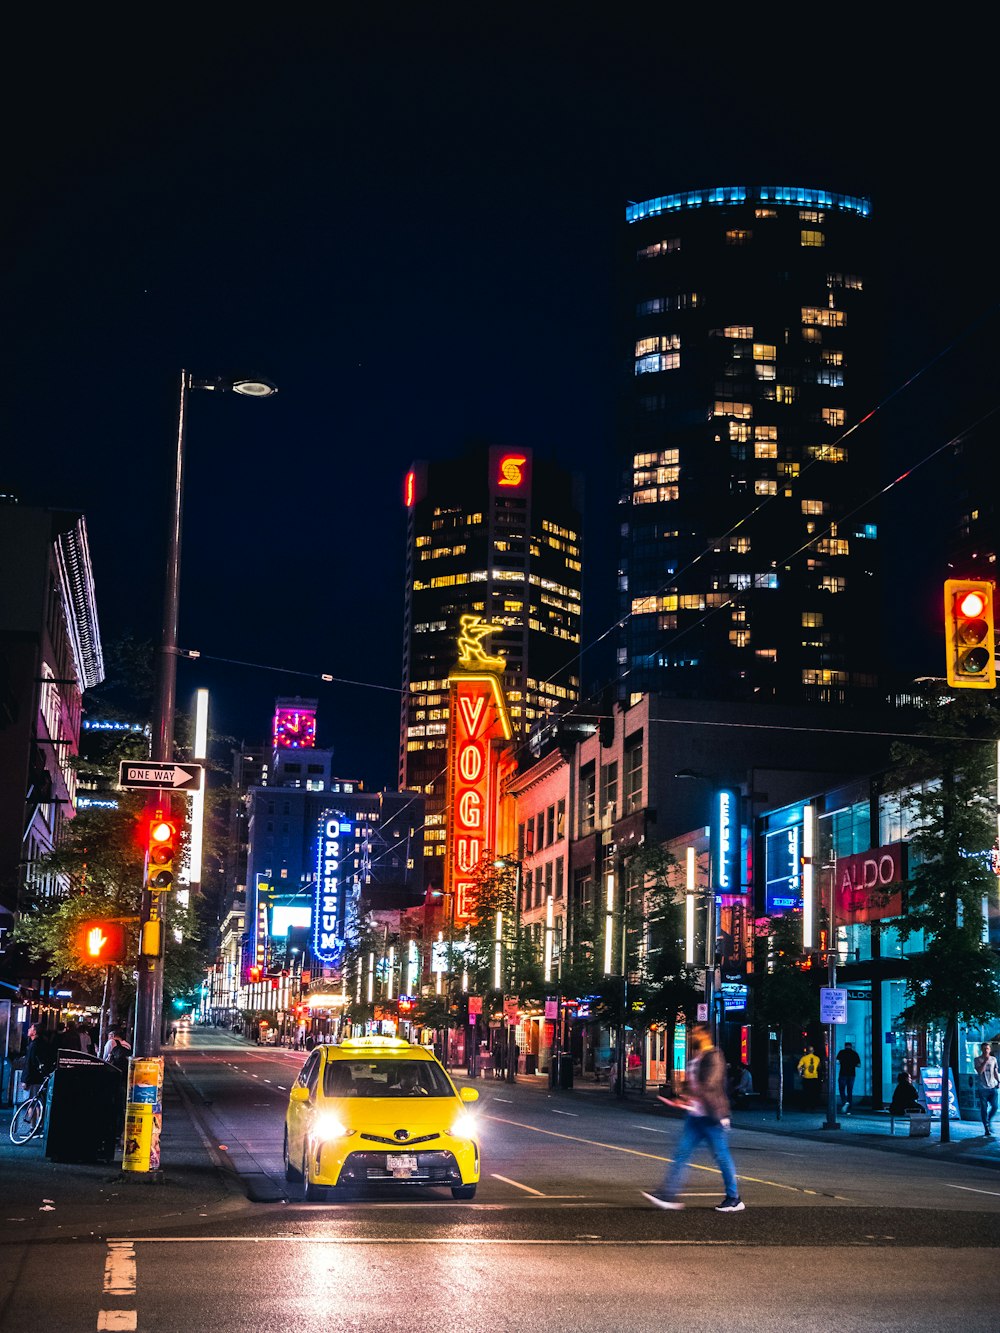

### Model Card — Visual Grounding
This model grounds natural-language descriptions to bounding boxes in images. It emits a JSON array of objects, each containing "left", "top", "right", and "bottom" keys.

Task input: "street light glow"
[{"left": 231, "top": 378, "right": 278, "bottom": 397}]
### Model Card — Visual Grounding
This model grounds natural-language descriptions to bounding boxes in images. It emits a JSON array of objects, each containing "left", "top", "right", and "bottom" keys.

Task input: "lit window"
[
  {"left": 802, "top": 611, "right": 824, "bottom": 628},
  {"left": 801, "top": 307, "right": 846, "bottom": 328},
  {"left": 754, "top": 441, "right": 777, "bottom": 459},
  {"left": 801, "top": 229, "right": 825, "bottom": 247},
  {"left": 726, "top": 229, "right": 752, "bottom": 245},
  {"left": 820, "top": 576, "right": 847, "bottom": 593},
  {"left": 723, "top": 325, "right": 753, "bottom": 339},
  {"left": 752, "top": 344, "right": 776, "bottom": 361},
  {"left": 822, "top": 407, "right": 845, "bottom": 427}
]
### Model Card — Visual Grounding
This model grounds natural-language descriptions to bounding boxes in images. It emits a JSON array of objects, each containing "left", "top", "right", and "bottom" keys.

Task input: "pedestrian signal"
[
  {"left": 147, "top": 815, "right": 178, "bottom": 891},
  {"left": 77, "top": 919, "right": 127, "bottom": 965},
  {"left": 944, "top": 579, "right": 996, "bottom": 689}
]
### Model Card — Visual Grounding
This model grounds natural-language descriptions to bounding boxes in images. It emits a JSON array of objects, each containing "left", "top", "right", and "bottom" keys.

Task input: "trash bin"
[
  {"left": 559, "top": 1054, "right": 574, "bottom": 1090},
  {"left": 45, "top": 1049, "right": 121, "bottom": 1163},
  {"left": 524, "top": 1053, "right": 537, "bottom": 1075}
]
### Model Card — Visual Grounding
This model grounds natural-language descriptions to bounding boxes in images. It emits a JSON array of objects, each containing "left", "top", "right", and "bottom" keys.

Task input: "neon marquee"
[{"left": 313, "top": 812, "right": 351, "bottom": 965}]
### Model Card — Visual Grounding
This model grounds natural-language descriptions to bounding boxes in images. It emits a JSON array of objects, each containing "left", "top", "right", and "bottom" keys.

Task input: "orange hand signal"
[{"left": 87, "top": 926, "right": 108, "bottom": 957}]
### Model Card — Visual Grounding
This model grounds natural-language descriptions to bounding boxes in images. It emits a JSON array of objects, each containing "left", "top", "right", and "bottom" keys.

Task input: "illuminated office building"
[
  {"left": 399, "top": 445, "right": 584, "bottom": 885},
  {"left": 619, "top": 184, "right": 882, "bottom": 705}
]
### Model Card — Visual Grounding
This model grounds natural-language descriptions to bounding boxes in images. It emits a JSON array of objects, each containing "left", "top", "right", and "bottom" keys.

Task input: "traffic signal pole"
[{"left": 135, "top": 371, "right": 188, "bottom": 1059}]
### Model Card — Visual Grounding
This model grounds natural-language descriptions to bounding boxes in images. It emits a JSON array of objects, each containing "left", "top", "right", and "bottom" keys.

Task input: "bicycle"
[{"left": 9, "top": 1074, "right": 51, "bottom": 1144}]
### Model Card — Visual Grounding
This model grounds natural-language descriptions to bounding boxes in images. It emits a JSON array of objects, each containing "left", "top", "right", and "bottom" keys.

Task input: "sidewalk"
[
  {"left": 457, "top": 1067, "right": 1000, "bottom": 1169},
  {"left": 0, "top": 1049, "right": 243, "bottom": 1240}
]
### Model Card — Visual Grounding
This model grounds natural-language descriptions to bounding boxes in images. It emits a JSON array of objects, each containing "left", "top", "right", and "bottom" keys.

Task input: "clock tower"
[{"left": 272, "top": 697, "right": 318, "bottom": 750}]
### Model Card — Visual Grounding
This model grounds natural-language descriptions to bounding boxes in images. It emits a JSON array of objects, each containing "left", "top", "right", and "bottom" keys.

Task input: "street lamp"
[
  {"left": 674, "top": 769, "right": 728, "bottom": 1043},
  {"left": 134, "top": 370, "right": 277, "bottom": 1060}
]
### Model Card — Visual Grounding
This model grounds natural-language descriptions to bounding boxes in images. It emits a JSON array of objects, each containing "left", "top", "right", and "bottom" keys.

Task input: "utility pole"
[{"left": 822, "top": 865, "right": 841, "bottom": 1131}]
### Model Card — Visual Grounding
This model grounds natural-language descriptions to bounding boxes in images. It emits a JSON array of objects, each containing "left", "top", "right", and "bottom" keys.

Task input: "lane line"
[
  {"left": 485, "top": 1114, "right": 803, "bottom": 1195},
  {"left": 492, "top": 1173, "right": 546, "bottom": 1196},
  {"left": 102, "top": 1242, "right": 136, "bottom": 1295},
  {"left": 97, "top": 1313, "right": 137, "bottom": 1330},
  {"left": 637, "top": 1126, "right": 666, "bottom": 1133},
  {"left": 946, "top": 1184, "right": 1000, "bottom": 1198},
  {"left": 112, "top": 1236, "right": 741, "bottom": 1246},
  {"left": 550, "top": 1110, "right": 578, "bottom": 1117}
]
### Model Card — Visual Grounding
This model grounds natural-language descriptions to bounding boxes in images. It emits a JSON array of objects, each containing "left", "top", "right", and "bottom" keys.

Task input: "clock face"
[{"left": 273, "top": 709, "right": 316, "bottom": 748}]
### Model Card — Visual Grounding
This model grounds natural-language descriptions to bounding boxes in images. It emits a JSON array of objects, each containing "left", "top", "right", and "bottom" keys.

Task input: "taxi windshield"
[{"left": 324, "top": 1059, "right": 454, "bottom": 1099}]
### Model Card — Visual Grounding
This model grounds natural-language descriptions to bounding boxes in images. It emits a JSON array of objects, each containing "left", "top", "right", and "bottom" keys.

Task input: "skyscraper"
[
  {"left": 618, "top": 184, "right": 881, "bottom": 705},
  {"left": 400, "top": 445, "right": 584, "bottom": 884}
]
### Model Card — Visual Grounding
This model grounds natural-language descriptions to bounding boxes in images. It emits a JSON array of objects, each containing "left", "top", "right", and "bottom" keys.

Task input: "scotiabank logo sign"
[
  {"left": 836, "top": 842, "right": 907, "bottom": 923},
  {"left": 446, "top": 674, "right": 510, "bottom": 920}
]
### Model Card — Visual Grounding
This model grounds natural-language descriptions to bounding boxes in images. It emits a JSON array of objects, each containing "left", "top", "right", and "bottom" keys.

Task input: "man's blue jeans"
[
  {"left": 838, "top": 1073, "right": 855, "bottom": 1107},
  {"left": 976, "top": 1087, "right": 998, "bottom": 1133},
  {"left": 662, "top": 1114, "right": 739, "bottom": 1200}
]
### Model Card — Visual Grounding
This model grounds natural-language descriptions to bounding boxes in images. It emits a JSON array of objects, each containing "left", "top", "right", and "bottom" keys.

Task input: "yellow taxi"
[{"left": 283, "top": 1036, "right": 481, "bottom": 1201}]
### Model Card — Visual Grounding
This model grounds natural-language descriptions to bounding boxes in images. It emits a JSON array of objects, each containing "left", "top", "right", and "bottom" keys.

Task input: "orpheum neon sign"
[
  {"left": 446, "top": 650, "right": 512, "bottom": 922},
  {"left": 314, "top": 812, "right": 351, "bottom": 966}
]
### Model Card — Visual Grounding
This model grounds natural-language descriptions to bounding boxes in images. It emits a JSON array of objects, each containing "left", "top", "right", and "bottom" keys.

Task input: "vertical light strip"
[
  {"left": 544, "top": 895, "right": 554, "bottom": 982},
  {"left": 685, "top": 846, "right": 696, "bottom": 966},
  {"left": 366, "top": 951, "right": 375, "bottom": 1003},
  {"left": 603, "top": 872, "right": 615, "bottom": 975},
  {"left": 407, "top": 939, "right": 417, "bottom": 995},
  {"left": 494, "top": 911, "right": 503, "bottom": 991},
  {"left": 462, "top": 929, "right": 470, "bottom": 993},
  {"left": 188, "top": 688, "right": 209, "bottom": 886},
  {"left": 435, "top": 931, "right": 443, "bottom": 995},
  {"left": 802, "top": 803, "right": 815, "bottom": 950},
  {"left": 387, "top": 945, "right": 395, "bottom": 1000}
]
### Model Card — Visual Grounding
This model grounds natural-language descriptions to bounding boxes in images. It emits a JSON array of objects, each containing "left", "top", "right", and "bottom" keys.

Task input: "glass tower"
[{"left": 618, "top": 184, "right": 881, "bottom": 705}]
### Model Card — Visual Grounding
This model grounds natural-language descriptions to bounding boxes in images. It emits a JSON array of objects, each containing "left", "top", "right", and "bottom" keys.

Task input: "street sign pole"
[{"left": 821, "top": 867, "right": 841, "bottom": 1131}]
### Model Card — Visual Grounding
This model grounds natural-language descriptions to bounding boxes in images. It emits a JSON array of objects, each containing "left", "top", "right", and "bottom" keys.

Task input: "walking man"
[
  {"left": 797, "top": 1045, "right": 822, "bottom": 1109},
  {"left": 641, "top": 1023, "right": 744, "bottom": 1213},
  {"left": 973, "top": 1041, "right": 999, "bottom": 1137},
  {"left": 836, "top": 1040, "right": 861, "bottom": 1114}
]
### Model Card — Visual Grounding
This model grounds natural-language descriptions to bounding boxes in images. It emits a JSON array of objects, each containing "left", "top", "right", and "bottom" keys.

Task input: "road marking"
[
  {"left": 278, "top": 1086, "right": 288, "bottom": 1091},
  {"left": 485, "top": 1115, "right": 803, "bottom": 1194},
  {"left": 97, "top": 1313, "right": 137, "bottom": 1330},
  {"left": 493, "top": 1097, "right": 512, "bottom": 1103},
  {"left": 492, "top": 1173, "right": 546, "bottom": 1196},
  {"left": 550, "top": 1110, "right": 578, "bottom": 1117},
  {"left": 99, "top": 1239, "right": 137, "bottom": 1330},
  {"left": 102, "top": 1242, "right": 136, "bottom": 1295},
  {"left": 637, "top": 1126, "right": 666, "bottom": 1133},
  {"left": 946, "top": 1184, "right": 1000, "bottom": 1198},
  {"left": 114, "top": 1236, "right": 740, "bottom": 1246}
]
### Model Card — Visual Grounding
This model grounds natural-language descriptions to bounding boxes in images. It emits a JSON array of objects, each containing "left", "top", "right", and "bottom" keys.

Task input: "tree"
[
  {"left": 623, "top": 844, "right": 701, "bottom": 1090},
  {"left": 887, "top": 685, "right": 1000, "bottom": 1142},
  {"left": 752, "top": 914, "right": 817, "bottom": 1117}
]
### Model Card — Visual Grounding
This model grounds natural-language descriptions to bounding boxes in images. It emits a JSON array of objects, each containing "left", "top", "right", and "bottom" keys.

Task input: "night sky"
[{"left": 4, "top": 12, "right": 996, "bottom": 787}]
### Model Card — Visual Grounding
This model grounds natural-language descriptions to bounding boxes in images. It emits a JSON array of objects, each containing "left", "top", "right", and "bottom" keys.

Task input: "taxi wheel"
[
  {"left": 284, "top": 1130, "right": 303, "bottom": 1182},
  {"left": 303, "top": 1149, "right": 328, "bottom": 1202},
  {"left": 451, "top": 1184, "right": 477, "bottom": 1200}
]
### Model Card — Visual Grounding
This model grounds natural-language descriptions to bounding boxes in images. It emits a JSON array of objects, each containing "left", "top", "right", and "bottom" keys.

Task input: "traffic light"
[
  {"left": 944, "top": 579, "right": 996, "bottom": 689},
  {"left": 248, "top": 965, "right": 262, "bottom": 984},
  {"left": 147, "top": 814, "right": 178, "bottom": 891},
  {"left": 77, "top": 919, "right": 127, "bottom": 965}
]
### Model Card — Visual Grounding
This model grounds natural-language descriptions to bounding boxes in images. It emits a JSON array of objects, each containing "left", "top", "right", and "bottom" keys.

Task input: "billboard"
[
  {"left": 765, "top": 820, "right": 802, "bottom": 915},
  {"left": 835, "top": 843, "right": 907, "bottom": 924}
]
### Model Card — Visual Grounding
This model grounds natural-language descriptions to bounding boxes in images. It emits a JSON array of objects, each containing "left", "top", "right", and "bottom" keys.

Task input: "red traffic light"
[
  {"left": 147, "top": 815, "right": 178, "bottom": 891},
  {"left": 945, "top": 579, "right": 996, "bottom": 688},
  {"left": 77, "top": 919, "right": 127, "bottom": 965}
]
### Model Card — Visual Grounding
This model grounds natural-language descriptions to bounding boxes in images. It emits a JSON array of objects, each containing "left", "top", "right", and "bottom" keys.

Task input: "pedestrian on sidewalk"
[
  {"left": 641, "top": 1023, "right": 744, "bottom": 1213},
  {"left": 836, "top": 1041, "right": 861, "bottom": 1114},
  {"left": 797, "top": 1045, "right": 821, "bottom": 1108},
  {"left": 23, "top": 1023, "right": 55, "bottom": 1102},
  {"left": 973, "top": 1041, "right": 999, "bottom": 1137}
]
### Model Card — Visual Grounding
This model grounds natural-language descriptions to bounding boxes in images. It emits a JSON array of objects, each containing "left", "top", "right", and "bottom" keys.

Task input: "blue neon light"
[
  {"left": 626, "top": 185, "right": 871, "bottom": 224},
  {"left": 314, "top": 810, "right": 350, "bottom": 966}
]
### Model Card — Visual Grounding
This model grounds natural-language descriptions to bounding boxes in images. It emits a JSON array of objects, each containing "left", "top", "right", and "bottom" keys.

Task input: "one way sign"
[{"left": 118, "top": 761, "right": 204, "bottom": 792}]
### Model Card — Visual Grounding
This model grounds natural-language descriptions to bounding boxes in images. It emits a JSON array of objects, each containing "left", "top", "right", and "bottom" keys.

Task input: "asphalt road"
[{"left": 3, "top": 1028, "right": 999, "bottom": 1332}]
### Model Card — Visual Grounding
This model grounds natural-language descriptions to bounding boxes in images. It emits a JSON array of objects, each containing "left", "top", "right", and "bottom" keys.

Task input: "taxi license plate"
[{"left": 386, "top": 1154, "right": 417, "bottom": 1175}]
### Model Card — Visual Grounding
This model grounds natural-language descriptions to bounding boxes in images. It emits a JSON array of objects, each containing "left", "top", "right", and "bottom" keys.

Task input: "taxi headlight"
[
  {"left": 448, "top": 1111, "right": 478, "bottom": 1140},
  {"left": 313, "top": 1114, "right": 351, "bottom": 1141}
]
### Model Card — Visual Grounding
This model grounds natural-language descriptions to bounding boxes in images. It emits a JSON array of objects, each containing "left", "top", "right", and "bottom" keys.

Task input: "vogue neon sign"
[{"left": 446, "top": 672, "right": 512, "bottom": 921}]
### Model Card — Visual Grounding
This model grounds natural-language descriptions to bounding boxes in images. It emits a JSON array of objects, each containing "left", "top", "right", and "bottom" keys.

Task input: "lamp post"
[
  {"left": 493, "top": 856, "right": 521, "bottom": 1083},
  {"left": 134, "top": 371, "right": 277, "bottom": 1060},
  {"left": 675, "top": 769, "right": 735, "bottom": 1045},
  {"left": 428, "top": 889, "right": 456, "bottom": 1067}
]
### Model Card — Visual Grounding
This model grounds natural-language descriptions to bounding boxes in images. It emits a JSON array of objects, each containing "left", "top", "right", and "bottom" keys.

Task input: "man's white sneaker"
[
  {"left": 715, "top": 1197, "right": 745, "bottom": 1212},
  {"left": 641, "top": 1191, "right": 684, "bottom": 1210}
]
